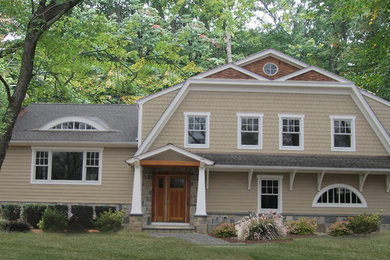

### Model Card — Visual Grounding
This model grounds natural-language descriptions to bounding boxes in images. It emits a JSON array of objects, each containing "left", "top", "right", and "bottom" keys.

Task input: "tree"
[{"left": 0, "top": 0, "right": 82, "bottom": 170}]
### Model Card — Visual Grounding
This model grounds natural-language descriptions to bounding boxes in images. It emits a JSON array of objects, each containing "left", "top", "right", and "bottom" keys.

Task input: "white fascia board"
[
  {"left": 360, "top": 88, "right": 390, "bottom": 108},
  {"left": 229, "top": 64, "right": 269, "bottom": 80},
  {"left": 191, "top": 64, "right": 269, "bottom": 80},
  {"left": 136, "top": 83, "right": 183, "bottom": 105},
  {"left": 234, "top": 48, "right": 309, "bottom": 68},
  {"left": 350, "top": 85, "right": 390, "bottom": 153},
  {"left": 275, "top": 66, "right": 352, "bottom": 83},
  {"left": 10, "top": 140, "right": 138, "bottom": 148},
  {"left": 127, "top": 144, "right": 214, "bottom": 165},
  {"left": 210, "top": 164, "right": 390, "bottom": 173},
  {"left": 137, "top": 102, "right": 142, "bottom": 148}
]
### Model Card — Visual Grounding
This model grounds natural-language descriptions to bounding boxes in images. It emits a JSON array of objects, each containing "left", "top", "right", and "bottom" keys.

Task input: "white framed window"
[
  {"left": 330, "top": 116, "right": 356, "bottom": 151},
  {"left": 279, "top": 114, "right": 304, "bottom": 150},
  {"left": 41, "top": 116, "right": 107, "bottom": 131},
  {"left": 257, "top": 175, "right": 283, "bottom": 213},
  {"left": 263, "top": 63, "right": 278, "bottom": 76},
  {"left": 184, "top": 112, "right": 210, "bottom": 148},
  {"left": 237, "top": 113, "right": 263, "bottom": 149},
  {"left": 31, "top": 148, "right": 103, "bottom": 185},
  {"left": 313, "top": 184, "right": 367, "bottom": 208}
]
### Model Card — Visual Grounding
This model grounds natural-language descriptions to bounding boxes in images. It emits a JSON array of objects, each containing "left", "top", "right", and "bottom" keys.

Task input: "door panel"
[
  {"left": 167, "top": 176, "right": 186, "bottom": 222},
  {"left": 153, "top": 176, "right": 166, "bottom": 222}
]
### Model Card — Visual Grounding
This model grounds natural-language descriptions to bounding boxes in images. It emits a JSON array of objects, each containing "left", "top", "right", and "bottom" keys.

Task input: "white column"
[
  {"left": 195, "top": 161, "right": 207, "bottom": 216},
  {"left": 131, "top": 159, "right": 143, "bottom": 215}
]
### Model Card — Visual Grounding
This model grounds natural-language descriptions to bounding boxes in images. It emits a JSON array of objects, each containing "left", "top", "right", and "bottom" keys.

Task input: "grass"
[{"left": 1, "top": 230, "right": 390, "bottom": 260}]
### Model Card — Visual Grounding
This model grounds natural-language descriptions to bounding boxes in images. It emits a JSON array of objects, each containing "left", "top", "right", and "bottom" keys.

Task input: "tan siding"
[
  {"left": 0, "top": 146, "right": 135, "bottom": 204},
  {"left": 364, "top": 96, "right": 390, "bottom": 135},
  {"left": 207, "top": 171, "right": 390, "bottom": 215},
  {"left": 151, "top": 91, "right": 388, "bottom": 155},
  {"left": 142, "top": 90, "right": 179, "bottom": 141}
]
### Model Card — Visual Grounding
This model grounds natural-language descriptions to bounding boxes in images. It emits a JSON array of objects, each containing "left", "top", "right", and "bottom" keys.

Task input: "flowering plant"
[
  {"left": 285, "top": 217, "right": 317, "bottom": 235},
  {"left": 329, "top": 220, "right": 352, "bottom": 236},
  {"left": 213, "top": 222, "right": 237, "bottom": 238}
]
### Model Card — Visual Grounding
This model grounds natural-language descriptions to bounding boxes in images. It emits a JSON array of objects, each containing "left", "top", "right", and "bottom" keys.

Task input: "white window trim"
[
  {"left": 184, "top": 112, "right": 210, "bottom": 149},
  {"left": 41, "top": 116, "right": 107, "bottom": 131},
  {"left": 330, "top": 115, "right": 356, "bottom": 152},
  {"left": 263, "top": 62, "right": 279, "bottom": 76},
  {"left": 278, "top": 114, "right": 304, "bottom": 150},
  {"left": 257, "top": 175, "right": 283, "bottom": 213},
  {"left": 237, "top": 113, "right": 263, "bottom": 150},
  {"left": 30, "top": 147, "right": 103, "bottom": 185},
  {"left": 312, "top": 184, "right": 367, "bottom": 208}
]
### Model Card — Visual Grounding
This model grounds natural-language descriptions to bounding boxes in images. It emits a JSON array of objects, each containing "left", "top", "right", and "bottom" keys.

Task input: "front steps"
[{"left": 143, "top": 223, "right": 195, "bottom": 233}]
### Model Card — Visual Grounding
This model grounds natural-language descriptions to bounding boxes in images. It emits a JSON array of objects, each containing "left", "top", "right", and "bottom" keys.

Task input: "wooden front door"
[{"left": 152, "top": 173, "right": 190, "bottom": 223}]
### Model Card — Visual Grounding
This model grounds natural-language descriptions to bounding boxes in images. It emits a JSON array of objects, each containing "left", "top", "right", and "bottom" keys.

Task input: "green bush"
[
  {"left": 95, "top": 209, "right": 124, "bottom": 232},
  {"left": 329, "top": 220, "right": 353, "bottom": 236},
  {"left": 38, "top": 208, "right": 68, "bottom": 232},
  {"left": 1, "top": 204, "right": 21, "bottom": 221},
  {"left": 213, "top": 223, "right": 237, "bottom": 238},
  {"left": 0, "top": 220, "right": 30, "bottom": 232},
  {"left": 69, "top": 205, "right": 93, "bottom": 231},
  {"left": 285, "top": 218, "right": 318, "bottom": 235},
  {"left": 347, "top": 213, "right": 380, "bottom": 234},
  {"left": 47, "top": 205, "right": 68, "bottom": 215},
  {"left": 23, "top": 204, "right": 47, "bottom": 228},
  {"left": 95, "top": 206, "right": 116, "bottom": 218}
]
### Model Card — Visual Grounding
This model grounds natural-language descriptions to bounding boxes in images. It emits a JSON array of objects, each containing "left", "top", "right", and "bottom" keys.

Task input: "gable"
[
  {"left": 289, "top": 70, "right": 337, "bottom": 82},
  {"left": 242, "top": 56, "right": 301, "bottom": 80},
  {"left": 206, "top": 68, "right": 256, "bottom": 80},
  {"left": 364, "top": 95, "right": 390, "bottom": 136}
]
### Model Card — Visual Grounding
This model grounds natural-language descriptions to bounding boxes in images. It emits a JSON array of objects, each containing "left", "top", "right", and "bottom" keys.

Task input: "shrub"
[
  {"left": 347, "top": 213, "right": 380, "bottom": 234},
  {"left": 22, "top": 204, "right": 47, "bottom": 228},
  {"left": 329, "top": 220, "right": 353, "bottom": 236},
  {"left": 47, "top": 205, "right": 68, "bottom": 215},
  {"left": 95, "top": 209, "right": 124, "bottom": 232},
  {"left": 1, "top": 204, "right": 21, "bottom": 221},
  {"left": 38, "top": 208, "right": 68, "bottom": 232},
  {"left": 285, "top": 218, "right": 317, "bottom": 235},
  {"left": 0, "top": 220, "right": 30, "bottom": 232},
  {"left": 68, "top": 205, "right": 93, "bottom": 231},
  {"left": 95, "top": 206, "right": 116, "bottom": 218},
  {"left": 213, "top": 223, "right": 237, "bottom": 238},
  {"left": 235, "top": 212, "right": 286, "bottom": 241}
]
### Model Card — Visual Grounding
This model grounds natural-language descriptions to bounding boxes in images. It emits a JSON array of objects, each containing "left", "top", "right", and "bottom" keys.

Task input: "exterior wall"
[
  {"left": 206, "top": 68, "right": 255, "bottom": 79},
  {"left": 0, "top": 146, "right": 135, "bottom": 204},
  {"left": 243, "top": 57, "right": 300, "bottom": 80},
  {"left": 364, "top": 96, "right": 390, "bottom": 135},
  {"left": 142, "top": 90, "right": 179, "bottom": 141},
  {"left": 290, "top": 71, "right": 336, "bottom": 81},
  {"left": 150, "top": 91, "right": 388, "bottom": 156}
]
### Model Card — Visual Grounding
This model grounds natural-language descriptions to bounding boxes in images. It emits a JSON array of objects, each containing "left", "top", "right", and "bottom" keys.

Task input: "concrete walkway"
[{"left": 151, "top": 233, "right": 230, "bottom": 244}]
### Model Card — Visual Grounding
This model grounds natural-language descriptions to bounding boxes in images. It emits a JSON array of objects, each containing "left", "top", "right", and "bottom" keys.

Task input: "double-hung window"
[
  {"left": 330, "top": 116, "right": 356, "bottom": 151},
  {"left": 257, "top": 175, "right": 283, "bottom": 213},
  {"left": 32, "top": 148, "right": 102, "bottom": 184},
  {"left": 279, "top": 114, "right": 304, "bottom": 150},
  {"left": 237, "top": 113, "right": 263, "bottom": 149},
  {"left": 184, "top": 112, "right": 210, "bottom": 148}
]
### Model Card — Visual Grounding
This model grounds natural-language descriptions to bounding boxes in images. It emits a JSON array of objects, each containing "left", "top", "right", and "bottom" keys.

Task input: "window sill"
[
  {"left": 279, "top": 146, "right": 304, "bottom": 151},
  {"left": 31, "top": 180, "right": 101, "bottom": 185}
]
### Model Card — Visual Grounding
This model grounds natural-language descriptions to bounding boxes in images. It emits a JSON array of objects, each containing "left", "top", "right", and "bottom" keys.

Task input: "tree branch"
[
  {"left": 0, "top": 75, "right": 12, "bottom": 102},
  {"left": 0, "top": 41, "right": 24, "bottom": 59}
]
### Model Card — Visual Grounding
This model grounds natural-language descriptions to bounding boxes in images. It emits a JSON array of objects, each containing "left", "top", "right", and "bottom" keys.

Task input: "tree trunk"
[
  {"left": 0, "top": 0, "right": 82, "bottom": 171},
  {"left": 226, "top": 30, "right": 232, "bottom": 63}
]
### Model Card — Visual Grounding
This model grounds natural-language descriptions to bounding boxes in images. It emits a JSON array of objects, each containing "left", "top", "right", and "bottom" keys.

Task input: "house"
[{"left": 1, "top": 49, "right": 390, "bottom": 233}]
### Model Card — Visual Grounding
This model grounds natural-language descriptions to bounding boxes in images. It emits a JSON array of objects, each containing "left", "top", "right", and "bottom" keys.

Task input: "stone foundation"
[
  {"left": 128, "top": 214, "right": 143, "bottom": 232},
  {"left": 194, "top": 216, "right": 208, "bottom": 234}
]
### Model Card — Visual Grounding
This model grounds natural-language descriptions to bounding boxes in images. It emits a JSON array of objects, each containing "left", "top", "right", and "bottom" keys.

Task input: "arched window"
[
  {"left": 41, "top": 116, "right": 106, "bottom": 131},
  {"left": 312, "top": 184, "right": 367, "bottom": 208}
]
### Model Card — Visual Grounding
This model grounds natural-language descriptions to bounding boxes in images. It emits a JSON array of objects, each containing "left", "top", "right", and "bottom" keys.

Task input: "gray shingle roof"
[
  {"left": 11, "top": 103, "right": 138, "bottom": 143},
  {"left": 197, "top": 153, "right": 390, "bottom": 169}
]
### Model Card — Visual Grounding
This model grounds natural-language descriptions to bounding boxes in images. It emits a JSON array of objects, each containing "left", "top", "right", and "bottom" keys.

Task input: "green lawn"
[{"left": 1, "top": 230, "right": 390, "bottom": 260}]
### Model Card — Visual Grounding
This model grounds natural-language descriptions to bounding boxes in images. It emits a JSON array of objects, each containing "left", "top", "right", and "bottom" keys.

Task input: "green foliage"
[
  {"left": 38, "top": 208, "right": 68, "bottom": 232},
  {"left": 47, "top": 204, "right": 69, "bottom": 215},
  {"left": 69, "top": 205, "right": 94, "bottom": 231},
  {"left": 329, "top": 220, "right": 353, "bottom": 236},
  {"left": 22, "top": 204, "right": 47, "bottom": 228},
  {"left": 212, "top": 222, "right": 237, "bottom": 238},
  {"left": 95, "top": 206, "right": 116, "bottom": 218},
  {"left": 1, "top": 204, "right": 21, "bottom": 221},
  {"left": 347, "top": 213, "right": 381, "bottom": 234},
  {"left": 285, "top": 218, "right": 317, "bottom": 235},
  {"left": 0, "top": 220, "right": 30, "bottom": 232},
  {"left": 95, "top": 209, "right": 124, "bottom": 232}
]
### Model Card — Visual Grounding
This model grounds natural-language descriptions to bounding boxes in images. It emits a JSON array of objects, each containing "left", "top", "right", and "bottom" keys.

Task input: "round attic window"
[{"left": 263, "top": 63, "right": 278, "bottom": 76}]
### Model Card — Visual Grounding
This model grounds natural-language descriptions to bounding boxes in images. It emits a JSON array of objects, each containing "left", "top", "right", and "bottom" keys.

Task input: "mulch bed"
[{"left": 209, "top": 233, "right": 319, "bottom": 244}]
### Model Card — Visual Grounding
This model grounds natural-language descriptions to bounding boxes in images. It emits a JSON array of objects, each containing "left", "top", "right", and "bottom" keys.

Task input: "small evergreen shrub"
[
  {"left": 22, "top": 204, "right": 47, "bottom": 228},
  {"left": 47, "top": 205, "right": 68, "bottom": 215},
  {"left": 38, "top": 208, "right": 68, "bottom": 232},
  {"left": 0, "top": 220, "right": 30, "bottom": 232},
  {"left": 95, "top": 206, "right": 116, "bottom": 218},
  {"left": 95, "top": 209, "right": 124, "bottom": 232},
  {"left": 285, "top": 218, "right": 317, "bottom": 235},
  {"left": 235, "top": 212, "right": 287, "bottom": 241},
  {"left": 213, "top": 223, "right": 237, "bottom": 238},
  {"left": 329, "top": 220, "right": 353, "bottom": 236},
  {"left": 1, "top": 204, "right": 21, "bottom": 221},
  {"left": 69, "top": 205, "right": 93, "bottom": 231},
  {"left": 347, "top": 213, "right": 380, "bottom": 234}
]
